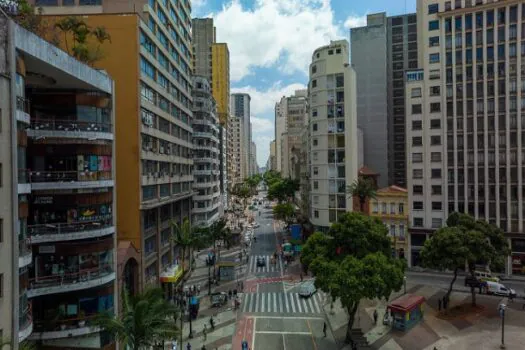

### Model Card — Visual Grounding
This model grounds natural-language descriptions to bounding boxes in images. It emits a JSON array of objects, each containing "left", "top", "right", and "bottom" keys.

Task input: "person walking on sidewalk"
[
  {"left": 209, "top": 316, "right": 215, "bottom": 330},
  {"left": 202, "top": 325, "right": 207, "bottom": 341},
  {"left": 438, "top": 299, "right": 442, "bottom": 311},
  {"left": 373, "top": 309, "right": 378, "bottom": 325},
  {"left": 186, "top": 342, "right": 192, "bottom": 350},
  {"left": 323, "top": 322, "right": 327, "bottom": 337}
]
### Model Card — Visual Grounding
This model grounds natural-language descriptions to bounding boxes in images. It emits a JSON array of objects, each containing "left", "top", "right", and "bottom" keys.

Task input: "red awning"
[{"left": 388, "top": 294, "right": 425, "bottom": 313}]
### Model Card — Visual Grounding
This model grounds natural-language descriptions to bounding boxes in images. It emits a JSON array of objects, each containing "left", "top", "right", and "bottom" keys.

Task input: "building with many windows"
[
  {"left": 192, "top": 76, "right": 221, "bottom": 227},
  {"left": 231, "top": 93, "right": 251, "bottom": 182},
  {"left": 351, "top": 12, "right": 418, "bottom": 188},
  {"left": 369, "top": 186, "right": 409, "bottom": 259},
  {"left": 0, "top": 14, "right": 116, "bottom": 349},
  {"left": 34, "top": 0, "right": 195, "bottom": 290},
  {"left": 308, "top": 40, "right": 359, "bottom": 231},
  {"left": 406, "top": 0, "right": 525, "bottom": 272}
]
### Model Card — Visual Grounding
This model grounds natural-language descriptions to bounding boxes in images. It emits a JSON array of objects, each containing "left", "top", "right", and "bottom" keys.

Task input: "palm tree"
[
  {"left": 171, "top": 218, "right": 205, "bottom": 272},
  {"left": 93, "top": 288, "right": 179, "bottom": 350},
  {"left": 346, "top": 177, "right": 377, "bottom": 213},
  {"left": 0, "top": 338, "right": 35, "bottom": 350}
]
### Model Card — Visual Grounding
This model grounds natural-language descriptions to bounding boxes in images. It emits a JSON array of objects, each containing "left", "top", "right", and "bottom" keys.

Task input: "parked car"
[
  {"left": 483, "top": 281, "right": 516, "bottom": 297},
  {"left": 298, "top": 280, "right": 316, "bottom": 298},
  {"left": 257, "top": 256, "right": 266, "bottom": 267}
]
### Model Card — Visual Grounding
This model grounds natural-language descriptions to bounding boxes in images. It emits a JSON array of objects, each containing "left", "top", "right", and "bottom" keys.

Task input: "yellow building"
[
  {"left": 369, "top": 185, "right": 409, "bottom": 259},
  {"left": 211, "top": 43, "right": 230, "bottom": 126}
]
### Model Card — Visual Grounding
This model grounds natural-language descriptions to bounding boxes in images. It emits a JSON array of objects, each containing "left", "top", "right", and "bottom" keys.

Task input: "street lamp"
[
  {"left": 403, "top": 276, "right": 407, "bottom": 294},
  {"left": 188, "top": 293, "right": 194, "bottom": 339},
  {"left": 499, "top": 303, "right": 506, "bottom": 349},
  {"left": 208, "top": 263, "right": 212, "bottom": 295}
]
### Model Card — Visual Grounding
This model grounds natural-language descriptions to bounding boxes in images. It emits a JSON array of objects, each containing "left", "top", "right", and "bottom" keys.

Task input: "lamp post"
[
  {"left": 499, "top": 303, "right": 506, "bottom": 349},
  {"left": 403, "top": 276, "right": 407, "bottom": 294},
  {"left": 208, "top": 263, "right": 212, "bottom": 295}
]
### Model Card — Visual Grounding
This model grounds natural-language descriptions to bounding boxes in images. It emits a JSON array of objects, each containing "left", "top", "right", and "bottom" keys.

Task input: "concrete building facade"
[
  {"left": 231, "top": 93, "right": 251, "bottom": 182},
  {"left": 351, "top": 12, "right": 418, "bottom": 188},
  {"left": 192, "top": 76, "right": 221, "bottom": 227},
  {"left": 33, "top": 0, "right": 195, "bottom": 292},
  {"left": 308, "top": 40, "right": 359, "bottom": 231},
  {"left": 280, "top": 90, "right": 308, "bottom": 180},
  {"left": 250, "top": 141, "right": 258, "bottom": 175},
  {"left": 0, "top": 14, "right": 117, "bottom": 349},
  {"left": 274, "top": 96, "right": 287, "bottom": 172},
  {"left": 406, "top": 0, "right": 525, "bottom": 273},
  {"left": 268, "top": 140, "right": 277, "bottom": 171}
]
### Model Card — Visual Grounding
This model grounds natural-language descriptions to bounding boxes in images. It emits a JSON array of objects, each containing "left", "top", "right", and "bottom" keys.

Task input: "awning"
[{"left": 160, "top": 264, "right": 184, "bottom": 283}]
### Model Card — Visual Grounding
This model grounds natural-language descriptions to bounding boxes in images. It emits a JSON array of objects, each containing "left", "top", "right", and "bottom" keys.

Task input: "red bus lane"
[{"left": 232, "top": 316, "right": 254, "bottom": 350}]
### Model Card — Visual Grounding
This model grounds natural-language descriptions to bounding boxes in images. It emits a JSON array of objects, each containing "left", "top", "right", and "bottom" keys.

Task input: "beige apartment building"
[
  {"left": 406, "top": 0, "right": 525, "bottom": 273},
  {"left": 308, "top": 40, "right": 359, "bottom": 231},
  {"left": 230, "top": 93, "right": 251, "bottom": 183}
]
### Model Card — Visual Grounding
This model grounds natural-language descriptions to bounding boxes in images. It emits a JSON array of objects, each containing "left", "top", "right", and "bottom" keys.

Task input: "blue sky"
[{"left": 193, "top": 0, "right": 417, "bottom": 167}]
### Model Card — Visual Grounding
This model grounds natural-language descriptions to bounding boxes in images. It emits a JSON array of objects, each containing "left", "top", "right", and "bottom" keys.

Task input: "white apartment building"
[
  {"left": 192, "top": 76, "right": 221, "bottom": 227},
  {"left": 275, "top": 97, "right": 287, "bottom": 172},
  {"left": 406, "top": 0, "right": 525, "bottom": 273},
  {"left": 308, "top": 40, "right": 359, "bottom": 231},
  {"left": 250, "top": 141, "right": 258, "bottom": 175},
  {"left": 231, "top": 93, "right": 251, "bottom": 182}
]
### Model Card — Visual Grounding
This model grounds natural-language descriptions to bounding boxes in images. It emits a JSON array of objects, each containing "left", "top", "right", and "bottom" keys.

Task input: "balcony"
[
  {"left": 194, "top": 169, "right": 213, "bottom": 176},
  {"left": 18, "top": 169, "right": 31, "bottom": 194},
  {"left": 193, "top": 131, "right": 219, "bottom": 142},
  {"left": 27, "top": 119, "right": 113, "bottom": 141},
  {"left": 193, "top": 181, "right": 215, "bottom": 188},
  {"left": 193, "top": 157, "right": 220, "bottom": 164},
  {"left": 28, "top": 265, "right": 115, "bottom": 298},
  {"left": 30, "top": 312, "right": 108, "bottom": 341},
  {"left": 18, "top": 302, "right": 33, "bottom": 342},
  {"left": 29, "top": 219, "right": 115, "bottom": 244},
  {"left": 19, "top": 238, "right": 32, "bottom": 268},
  {"left": 29, "top": 170, "right": 114, "bottom": 191},
  {"left": 16, "top": 96, "right": 31, "bottom": 125}
]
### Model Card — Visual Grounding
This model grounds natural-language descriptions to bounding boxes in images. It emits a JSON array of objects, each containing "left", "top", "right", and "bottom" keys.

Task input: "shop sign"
[
  {"left": 34, "top": 196, "right": 53, "bottom": 204},
  {"left": 39, "top": 245, "right": 56, "bottom": 254}
]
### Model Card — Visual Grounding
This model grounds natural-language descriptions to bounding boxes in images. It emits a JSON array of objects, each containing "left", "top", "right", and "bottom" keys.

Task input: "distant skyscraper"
[{"left": 231, "top": 93, "right": 251, "bottom": 182}]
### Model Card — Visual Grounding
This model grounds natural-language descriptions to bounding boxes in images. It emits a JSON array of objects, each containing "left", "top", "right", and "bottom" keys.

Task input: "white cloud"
[
  {"left": 213, "top": 0, "right": 345, "bottom": 81},
  {"left": 343, "top": 14, "right": 367, "bottom": 29},
  {"left": 250, "top": 116, "right": 273, "bottom": 133},
  {"left": 232, "top": 82, "right": 306, "bottom": 116},
  {"left": 252, "top": 134, "right": 274, "bottom": 167}
]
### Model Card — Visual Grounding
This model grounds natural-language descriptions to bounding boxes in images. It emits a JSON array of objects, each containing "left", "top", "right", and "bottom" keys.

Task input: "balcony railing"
[
  {"left": 16, "top": 96, "right": 30, "bottom": 113},
  {"left": 33, "top": 309, "right": 113, "bottom": 334},
  {"left": 18, "top": 302, "right": 33, "bottom": 342},
  {"left": 18, "top": 169, "right": 29, "bottom": 183},
  {"left": 29, "top": 264, "right": 114, "bottom": 291},
  {"left": 29, "top": 170, "right": 112, "bottom": 183},
  {"left": 29, "top": 218, "right": 114, "bottom": 242},
  {"left": 30, "top": 119, "right": 112, "bottom": 133}
]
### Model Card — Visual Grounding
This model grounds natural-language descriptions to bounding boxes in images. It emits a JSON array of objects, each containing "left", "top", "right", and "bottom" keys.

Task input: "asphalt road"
[{"left": 238, "top": 194, "right": 336, "bottom": 350}]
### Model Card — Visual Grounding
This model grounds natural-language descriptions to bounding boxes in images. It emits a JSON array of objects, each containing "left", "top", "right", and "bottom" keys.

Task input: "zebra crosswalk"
[
  {"left": 242, "top": 292, "right": 324, "bottom": 314},
  {"left": 248, "top": 255, "right": 282, "bottom": 274}
]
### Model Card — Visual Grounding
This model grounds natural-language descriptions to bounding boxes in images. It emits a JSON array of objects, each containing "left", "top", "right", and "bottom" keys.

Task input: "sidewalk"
[{"left": 408, "top": 266, "right": 525, "bottom": 282}]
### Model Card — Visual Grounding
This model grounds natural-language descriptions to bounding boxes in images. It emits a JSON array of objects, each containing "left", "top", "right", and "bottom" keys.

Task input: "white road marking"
[
  {"left": 255, "top": 331, "right": 312, "bottom": 335},
  {"left": 289, "top": 293, "right": 296, "bottom": 313},
  {"left": 306, "top": 296, "right": 315, "bottom": 313},
  {"left": 278, "top": 292, "right": 283, "bottom": 312},
  {"left": 296, "top": 294, "right": 303, "bottom": 313},
  {"left": 273, "top": 292, "right": 277, "bottom": 312},
  {"left": 255, "top": 291, "right": 259, "bottom": 312}
]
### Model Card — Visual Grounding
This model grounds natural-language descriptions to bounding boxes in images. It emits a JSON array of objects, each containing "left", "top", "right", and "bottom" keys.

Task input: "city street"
[{"left": 232, "top": 197, "right": 338, "bottom": 350}]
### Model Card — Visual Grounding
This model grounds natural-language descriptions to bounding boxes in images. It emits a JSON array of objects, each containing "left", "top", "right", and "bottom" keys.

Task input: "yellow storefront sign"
[{"left": 160, "top": 265, "right": 183, "bottom": 283}]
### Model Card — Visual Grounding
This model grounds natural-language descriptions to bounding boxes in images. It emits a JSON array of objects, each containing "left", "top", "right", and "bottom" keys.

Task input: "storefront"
[
  {"left": 160, "top": 263, "right": 184, "bottom": 299},
  {"left": 387, "top": 294, "right": 425, "bottom": 332},
  {"left": 511, "top": 238, "right": 525, "bottom": 275}
]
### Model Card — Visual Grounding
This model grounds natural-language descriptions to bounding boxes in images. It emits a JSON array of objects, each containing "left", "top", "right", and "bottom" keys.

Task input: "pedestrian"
[
  {"left": 323, "top": 322, "right": 327, "bottom": 337},
  {"left": 438, "top": 298, "right": 442, "bottom": 311},
  {"left": 203, "top": 324, "right": 207, "bottom": 341},
  {"left": 373, "top": 309, "right": 378, "bottom": 325},
  {"left": 241, "top": 281, "right": 244, "bottom": 291},
  {"left": 442, "top": 295, "right": 447, "bottom": 310},
  {"left": 209, "top": 316, "right": 215, "bottom": 330},
  {"left": 186, "top": 342, "right": 192, "bottom": 350},
  {"left": 300, "top": 273, "right": 303, "bottom": 282},
  {"left": 509, "top": 293, "right": 514, "bottom": 302},
  {"left": 228, "top": 290, "right": 232, "bottom": 300},
  {"left": 197, "top": 284, "right": 201, "bottom": 294},
  {"left": 201, "top": 345, "right": 207, "bottom": 350}
]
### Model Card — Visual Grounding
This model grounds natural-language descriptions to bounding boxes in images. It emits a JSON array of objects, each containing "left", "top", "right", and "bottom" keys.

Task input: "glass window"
[
  {"left": 428, "top": 4, "right": 439, "bottom": 14},
  {"left": 429, "top": 36, "right": 440, "bottom": 47},
  {"left": 429, "top": 53, "right": 440, "bottom": 63},
  {"left": 429, "top": 20, "right": 439, "bottom": 31}
]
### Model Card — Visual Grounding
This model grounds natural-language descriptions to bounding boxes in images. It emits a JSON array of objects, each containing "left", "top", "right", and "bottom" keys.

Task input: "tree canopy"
[
  {"left": 346, "top": 177, "right": 376, "bottom": 212},
  {"left": 93, "top": 288, "right": 179, "bottom": 350},
  {"left": 170, "top": 218, "right": 207, "bottom": 271},
  {"left": 267, "top": 177, "right": 299, "bottom": 203},
  {"left": 421, "top": 212, "right": 509, "bottom": 306},
  {"left": 272, "top": 202, "right": 295, "bottom": 227},
  {"left": 301, "top": 212, "right": 404, "bottom": 343}
]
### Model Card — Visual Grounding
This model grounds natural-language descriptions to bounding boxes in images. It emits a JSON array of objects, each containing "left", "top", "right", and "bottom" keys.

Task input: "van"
[
  {"left": 475, "top": 270, "right": 499, "bottom": 283},
  {"left": 298, "top": 280, "right": 316, "bottom": 298},
  {"left": 484, "top": 281, "right": 516, "bottom": 297}
]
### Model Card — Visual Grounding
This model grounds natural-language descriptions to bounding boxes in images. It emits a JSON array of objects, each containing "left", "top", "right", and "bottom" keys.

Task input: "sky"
[{"left": 193, "top": 0, "right": 417, "bottom": 167}]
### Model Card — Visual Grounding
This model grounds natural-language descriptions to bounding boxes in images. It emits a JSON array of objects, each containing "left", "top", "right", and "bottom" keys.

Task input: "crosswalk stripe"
[
  {"left": 255, "top": 292, "right": 259, "bottom": 312},
  {"left": 278, "top": 292, "right": 283, "bottom": 312},
  {"left": 307, "top": 296, "right": 315, "bottom": 313},
  {"left": 242, "top": 295, "right": 248, "bottom": 313},
  {"left": 273, "top": 292, "right": 277, "bottom": 311},
  {"left": 312, "top": 294, "right": 320, "bottom": 313}
]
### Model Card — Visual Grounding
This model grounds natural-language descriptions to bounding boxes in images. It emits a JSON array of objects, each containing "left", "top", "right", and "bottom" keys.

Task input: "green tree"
[
  {"left": 420, "top": 227, "right": 468, "bottom": 302},
  {"left": 263, "top": 170, "right": 282, "bottom": 188},
  {"left": 54, "top": 16, "right": 111, "bottom": 65},
  {"left": 301, "top": 212, "right": 404, "bottom": 343},
  {"left": 230, "top": 183, "right": 251, "bottom": 208},
  {"left": 244, "top": 174, "right": 262, "bottom": 194},
  {"left": 346, "top": 177, "right": 376, "bottom": 213},
  {"left": 267, "top": 178, "right": 299, "bottom": 203},
  {"left": 273, "top": 202, "right": 295, "bottom": 227},
  {"left": 0, "top": 338, "right": 35, "bottom": 350},
  {"left": 421, "top": 212, "right": 509, "bottom": 306},
  {"left": 207, "top": 218, "right": 234, "bottom": 261},
  {"left": 171, "top": 218, "right": 206, "bottom": 272},
  {"left": 93, "top": 288, "right": 179, "bottom": 350}
]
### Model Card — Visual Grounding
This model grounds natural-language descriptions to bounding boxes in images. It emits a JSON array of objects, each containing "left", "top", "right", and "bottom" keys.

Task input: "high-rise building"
[
  {"left": 278, "top": 90, "right": 308, "bottom": 180},
  {"left": 274, "top": 96, "right": 287, "bottom": 172},
  {"left": 268, "top": 140, "right": 277, "bottom": 171},
  {"left": 33, "top": 1, "right": 195, "bottom": 291},
  {"left": 406, "top": 0, "right": 525, "bottom": 273},
  {"left": 308, "top": 40, "right": 359, "bottom": 231},
  {"left": 250, "top": 141, "right": 258, "bottom": 175},
  {"left": 192, "top": 18, "right": 230, "bottom": 200},
  {"left": 192, "top": 76, "right": 221, "bottom": 227},
  {"left": 0, "top": 14, "right": 116, "bottom": 348},
  {"left": 351, "top": 12, "right": 418, "bottom": 188},
  {"left": 231, "top": 93, "right": 251, "bottom": 182}
]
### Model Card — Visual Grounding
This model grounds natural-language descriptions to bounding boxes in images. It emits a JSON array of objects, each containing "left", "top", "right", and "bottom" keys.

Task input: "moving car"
[
  {"left": 474, "top": 270, "right": 500, "bottom": 283},
  {"left": 298, "top": 280, "right": 316, "bottom": 298},
  {"left": 483, "top": 281, "right": 516, "bottom": 297},
  {"left": 256, "top": 256, "right": 266, "bottom": 267}
]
